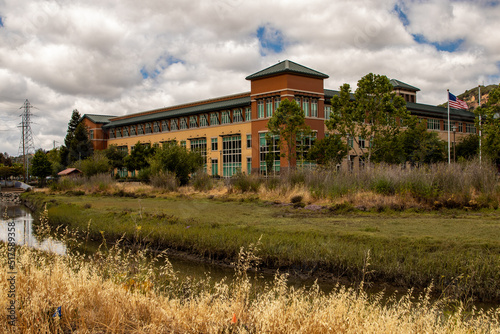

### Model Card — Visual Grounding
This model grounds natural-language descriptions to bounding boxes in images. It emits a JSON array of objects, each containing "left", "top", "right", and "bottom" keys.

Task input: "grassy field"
[{"left": 24, "top": 191, "right": 500, "bottom": 303}]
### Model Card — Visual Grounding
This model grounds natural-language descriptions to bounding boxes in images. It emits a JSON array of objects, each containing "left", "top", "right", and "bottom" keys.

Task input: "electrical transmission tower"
[{"left": 18, "top": 99, "right": 36, "bottom": 182}]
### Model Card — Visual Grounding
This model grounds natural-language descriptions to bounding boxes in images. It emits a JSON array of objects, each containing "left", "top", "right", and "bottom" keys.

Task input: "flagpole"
[
  {"left": 479, "top": 85, "right": 482, "bottom": 164},
  {"left": 447, "top": 89, "right": 451, "bottom": 164}
]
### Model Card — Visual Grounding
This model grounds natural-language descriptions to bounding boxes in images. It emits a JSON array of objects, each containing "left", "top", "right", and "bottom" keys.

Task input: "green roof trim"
[
  {"left": 81, "top": 114, "right": 115, "bottom": 124},
  {"left": 406, "top": 102, "right": 475, "bottom": 121},
  {"left": 245, "top": 60, "right": 329, "bottom": 80},
  {"left": 103, "top": 95, "right": 251, "bottom": 129},
  {"left": 390, "top": 79, "right": 420, "bottom": 92}
]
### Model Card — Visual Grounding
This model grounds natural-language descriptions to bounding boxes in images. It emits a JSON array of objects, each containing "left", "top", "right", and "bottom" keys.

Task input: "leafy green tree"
[
  {"left": 400, "top": 121, "right": 446, "bottom": 165},
  {"left": 104, "top": 145, "right": 128, "bottom": 169},
  {"left": 477, "top": 85, "right": 500, "bottom": 165},
  {"left": 74, "top": 151, "right": 111, "bottom": 177},
  {"left": 31, "top": 149, "right": 52, "bottom": 186},
  {"left": 148, "top": 142, "right": 203, "bottom": 185},
  {"left": 267, "top": 99, "right": 311, "bottom": 168},
  {"left": 307, "top": 135, "right": 348, "bottom": 166},
  {"left": 326, "top": 73, "right": 409, "bottom": 166},
  {"left": 46, "top": 148, "right": 64, "bottom": 176},
  {"left": 0, "top": 153, "right": 13, "bottom": 166},
  {"left": 455, "top": 134, "right": 479, "bottom": 161},
  {"left": 124, "top": 141, "right": 156, "bottom": 173}
]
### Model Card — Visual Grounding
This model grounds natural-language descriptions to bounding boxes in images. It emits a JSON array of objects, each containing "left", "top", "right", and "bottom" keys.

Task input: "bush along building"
[{"left": 82, "top": 60, "right": 476, "bottom": 177}]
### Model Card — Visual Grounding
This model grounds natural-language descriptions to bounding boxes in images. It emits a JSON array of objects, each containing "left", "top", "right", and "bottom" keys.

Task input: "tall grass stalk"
[{"left": 1, "top": 227, "right": 499, "bottom": 333}]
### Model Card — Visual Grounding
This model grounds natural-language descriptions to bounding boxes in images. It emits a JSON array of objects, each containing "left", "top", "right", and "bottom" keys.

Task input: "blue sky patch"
[
  {"left": 412, "top": 34, "right": 464, "bottom": 52},
  {"left": 393, "top": 4, "right": 409, "bottom": 26},
  {"left": 141, "top": 56, "right": 183, "bottom": 79},
  {"left": 257, "top": 25, "right": 284, "bottom": 55},
  {"left": 0, "top": 16, "right": 4, "bottom": 27}
]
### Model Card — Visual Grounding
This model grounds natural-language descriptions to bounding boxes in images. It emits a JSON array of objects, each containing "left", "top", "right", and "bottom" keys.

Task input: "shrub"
[
  {"left": 231, "top": 172, "right": 261, "bottom": 193},
  {"left": 191, "top": 171, "right": 214, "bottom": 192},
  {"left": 150, "top": 171, "right": 179, "bottom": 192}
]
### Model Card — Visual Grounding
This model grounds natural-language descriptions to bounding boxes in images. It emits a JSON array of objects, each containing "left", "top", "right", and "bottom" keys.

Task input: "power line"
[{"left": 18, "top": 99, "right": 36, "bottom": 181}]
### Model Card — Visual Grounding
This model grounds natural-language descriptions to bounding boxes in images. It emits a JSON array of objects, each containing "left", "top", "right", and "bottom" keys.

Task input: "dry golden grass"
[{"left": 1, "top": 236, "right": 499, "bottom": 333}]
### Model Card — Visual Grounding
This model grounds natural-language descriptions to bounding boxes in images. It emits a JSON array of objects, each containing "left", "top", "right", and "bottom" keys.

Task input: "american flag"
[{"left": 448, "top": 92, "right": 469, "bottom": 110}]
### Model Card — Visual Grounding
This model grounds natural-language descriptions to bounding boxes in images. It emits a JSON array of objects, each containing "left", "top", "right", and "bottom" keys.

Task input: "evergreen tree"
[
  {"left": 124, "top": 141, "right": 156, "bottom": 172},
  {"left": 61, "top": 109, "right": 82, "bottom": 166}
]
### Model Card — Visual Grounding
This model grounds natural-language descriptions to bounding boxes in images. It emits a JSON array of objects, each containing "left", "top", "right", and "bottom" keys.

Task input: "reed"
[{"left": 1, "top": 223, "right": 499, "bottom": 333}]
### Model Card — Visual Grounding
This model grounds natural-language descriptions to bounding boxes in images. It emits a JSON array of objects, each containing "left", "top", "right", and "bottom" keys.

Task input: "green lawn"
[{"left": 26, "top": 192, "right": 500, "bottom": 302}]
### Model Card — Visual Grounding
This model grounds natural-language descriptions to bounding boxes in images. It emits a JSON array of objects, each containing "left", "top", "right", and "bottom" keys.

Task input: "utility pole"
[{"left": 18, "top": 99, "right": 36, "bottom": 182}]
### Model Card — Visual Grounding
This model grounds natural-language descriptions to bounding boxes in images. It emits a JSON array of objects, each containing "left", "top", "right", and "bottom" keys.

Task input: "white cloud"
[{"left": 0, "top": 0, "right": 498, "bottom": 156}]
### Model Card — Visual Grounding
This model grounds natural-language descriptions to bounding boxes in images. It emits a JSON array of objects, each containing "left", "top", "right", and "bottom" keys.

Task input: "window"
[
  {"left": 266, "top": 99, "right": 273, "bottom": 117},
  {"left": 466, "top": 123, "right": 476, "bottom": 133},
  {"left": 123, "top": 127, "right": 129, "bottom": 137},
  {"left": 211, "top": 137, "right": 218, "bottom": 151},
  {"left": 161, "top": 120, "right": 169, "bottom": 132},
  {"left": 221, "top": 111, "right": 231, "bottom": 124},
  {"left": 348, "top": 135, "right": 354, "bottom": 148},
  {"left": 190, "top": 138, "right": 207, "bottom": 171},
  {"left": 257, "top": 100, "right": 265, "bottom": 119},
  {"left": 358, "top": 137, "right": 365, "bottom": 149},
  {"left": 303, "top": 98, "right": 309, "bottom": 117},
  {"left": 427, "top": 119, "right": 440, "bottom": 130},
  {"left": 245, "top": 107, "right": 252, "bottom": 121},
  {"left": 296, "top": 132, "right": 317, "bottom": 168},
  {"left": 130, "top": 126, "right": 137, "bottom": 136},
  {"left": 137, "top": 124, "right": 144, "bottom": 135},
  {"left": 259, "top": 132, "right": 280, "bottom": 174},
  {"left": 189, "top": 116, "right": 198, "bottom": 128},
  {"left": 89, "top": 130, "right": 94, "bottom": 140},
  {"left": 200, "top": 114, "right": 209, "bottom": 127},
  {"left": 246, "top": 134, "right": 251, "bottom": 148},
  {"left": 171, "top": 119, "right": 178, "bottom": 131},
  {"left": 311, "top": 99, "right": 318, "bottom": 117},
  {"left": 233, "top": 109, "right": 243, "bottom": 123},
  {"left": 109, "top": 129, "right": 115, "bottom": 139},
  {"left": 211, "top": 159, "right": 218, "bottom": 176},
  {"left": 210, "top": 112, "right": 219, "bottom": 125},
  {"left": 294, "top": 97, "right": 301, "bottom": 108},
  {"left": 116, "top": 128, "right": 122, "bottom": 138},
  {"left": 145, "top": 123, "right": 152, "bottom": 134},
  {"left": 444, "top": 120, "right": 449, "bottom": 131},
  {"left": 222, "top": 135, "right": 242, "bottom": 177},
  {"left": 458, "top": 122, "right": 463, "bottom": 132},
  {"left": 274, "top": 97, "right": 281, "bottom": 111},
  {"left": 324, "top": 106, "right": 331, "bottom": 120},
  {"left": 180, "top": 117, "right": 188, "bottom": 130},
  {"left": 247, "top": 157, "right": 252, "bottom": 175},
  {"left": 153, "top": 121, "right": 160, "bottom": 133}
]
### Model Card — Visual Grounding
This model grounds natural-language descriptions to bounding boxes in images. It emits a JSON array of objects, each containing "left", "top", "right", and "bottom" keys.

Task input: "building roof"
[
  {"left": 245, "top": 60, "right": 329, "bottom": 80},
  {"left": 103, "top": 94, "right": 251, "bottom": 128},
  {"left": 390, "top": 79, "right": 420, "bottom": 92},
  {"left": 57, "top": 168, "right": 82, "bottom": 176},
  {"left": 82, "top": 114, "right": 115, "bottom": 124},
  {"left": 406, "top": 102, "right": 475, "bottom": 121}
]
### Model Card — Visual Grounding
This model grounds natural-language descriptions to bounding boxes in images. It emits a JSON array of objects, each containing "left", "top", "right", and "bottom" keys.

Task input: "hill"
[{"left": 438, "top": 84, "right": 498, "bottom": 109}]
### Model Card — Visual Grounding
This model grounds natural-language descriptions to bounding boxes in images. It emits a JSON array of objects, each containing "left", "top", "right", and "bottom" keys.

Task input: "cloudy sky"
[{"left": 0, "top": 0, "right": 499, "bottom": 156}]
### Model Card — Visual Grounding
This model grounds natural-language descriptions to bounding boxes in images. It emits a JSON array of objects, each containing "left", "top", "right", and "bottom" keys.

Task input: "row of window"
[
  {"left": 427, "top": 119, "right": 476, "bottom": 133},
  {"left": 256, "top": 97, "right": 319, "bottom": 119},
  {"left": 109, "top": 107, "right": 252, "bottom": 139}
]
